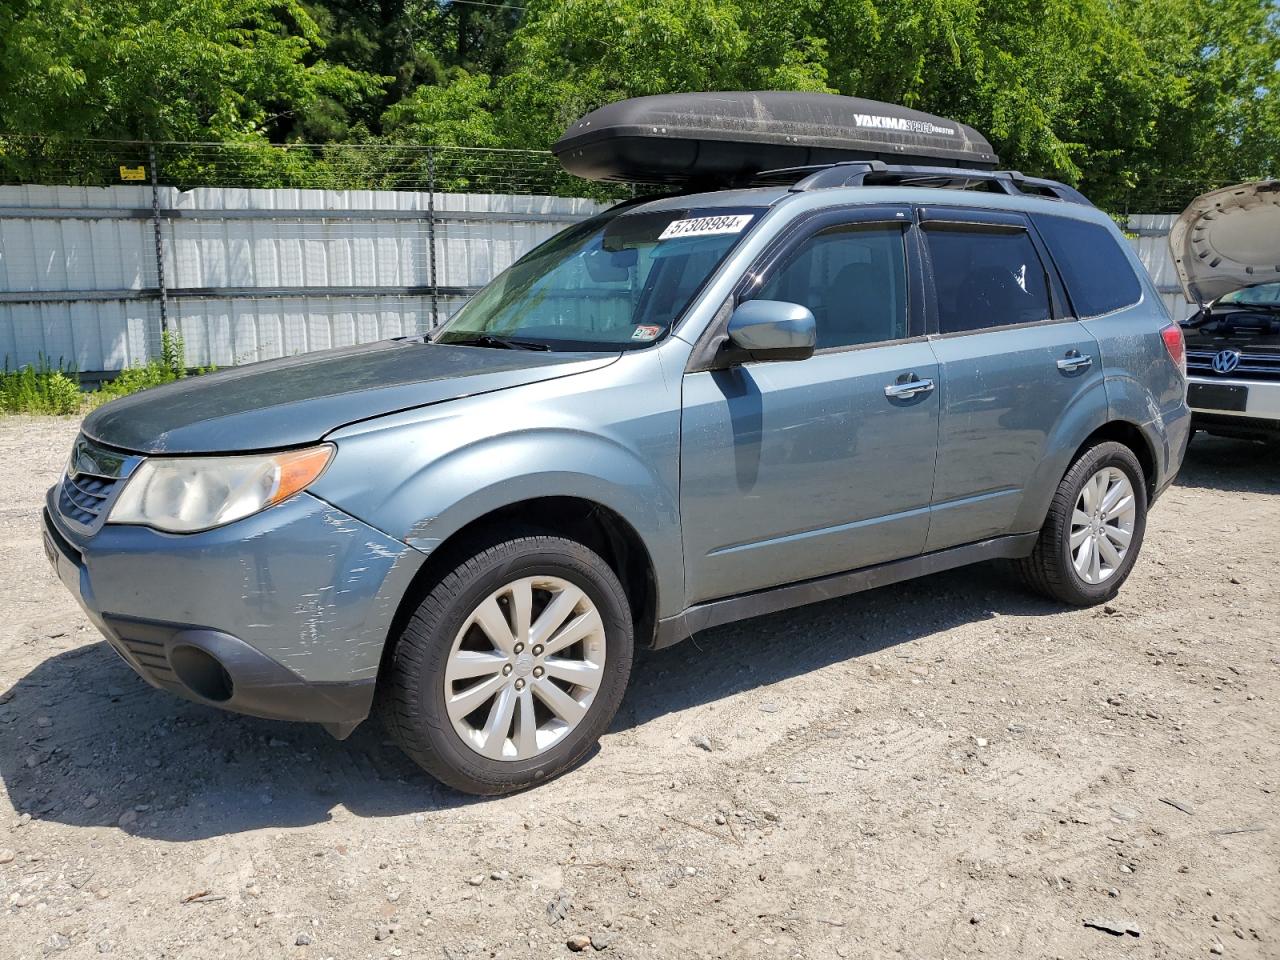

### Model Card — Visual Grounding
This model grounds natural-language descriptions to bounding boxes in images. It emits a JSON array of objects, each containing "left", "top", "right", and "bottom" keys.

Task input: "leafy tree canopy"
[{"left": 0, "top": 0, "right": 1275, "bottom": 210}]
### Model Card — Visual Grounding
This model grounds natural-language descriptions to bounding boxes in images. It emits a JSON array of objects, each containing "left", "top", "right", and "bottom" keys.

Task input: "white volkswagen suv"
[{"left": 1172, "top": 180, "right": 1280, "bottom": 442}]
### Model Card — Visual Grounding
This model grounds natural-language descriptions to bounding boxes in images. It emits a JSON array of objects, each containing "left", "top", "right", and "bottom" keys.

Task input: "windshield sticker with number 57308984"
[{"left": 658, "top": 214, "right": 753, "bottom": 241}]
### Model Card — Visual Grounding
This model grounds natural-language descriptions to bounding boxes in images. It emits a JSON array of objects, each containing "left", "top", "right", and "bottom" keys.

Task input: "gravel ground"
[{"left": 0, "top": 414, "right": 1276, "bottom": 960}]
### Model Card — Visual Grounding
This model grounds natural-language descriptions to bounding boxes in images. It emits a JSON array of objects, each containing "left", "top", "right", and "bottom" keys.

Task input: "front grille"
[
  {"left": 58, "top": 472, "right": 119, "bottom": 525},
  {"left": 1187, "top": 350, "right": 1280, "bottom": 382},
  {"left": 55, "top": 434, "right": 139, "bottom": 530}
]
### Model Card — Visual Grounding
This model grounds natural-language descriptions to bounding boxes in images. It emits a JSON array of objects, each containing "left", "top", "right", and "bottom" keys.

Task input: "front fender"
[
  {"left": 394, "top": 431, "right": 681, "bottom": 615},
  {"left": 311, "top": 364, "right": 685, "bottom": 619}
]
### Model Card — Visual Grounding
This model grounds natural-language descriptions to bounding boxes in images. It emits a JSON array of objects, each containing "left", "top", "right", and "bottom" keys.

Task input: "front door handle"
[
  {"left": 884, "top": 377, "right": 936, "bottom": 399},
  {"left": 1057, "top": 351, "right": 1093, "bottom": 372}
]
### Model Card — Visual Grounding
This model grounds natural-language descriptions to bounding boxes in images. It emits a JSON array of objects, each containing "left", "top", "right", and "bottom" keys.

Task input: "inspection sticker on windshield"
[
  {"left": 658, "top": 214, "right": 753, "bottom": 241},
  {"left": 631, "top": 325, "right": 662, "bottom": 341}
]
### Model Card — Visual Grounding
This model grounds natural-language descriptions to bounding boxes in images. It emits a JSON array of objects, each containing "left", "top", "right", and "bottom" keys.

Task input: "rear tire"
[
  {"left": 381, "top": 530, "right": 633, "bottom": 795},
  {"left": 1016, "top": 441, "right": 1148, "bottom": 606}
]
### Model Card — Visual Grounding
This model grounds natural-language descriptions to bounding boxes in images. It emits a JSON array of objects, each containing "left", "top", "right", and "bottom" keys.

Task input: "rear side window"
[
  {"left": 923, "top": 226, "right": 1052, "bottom": 333},
  {"left": 754, "top": 224, "right": 908, "bottom": 349},
  {"left": 1033, "top": 215, "right": 1142, "bottom": 317}
]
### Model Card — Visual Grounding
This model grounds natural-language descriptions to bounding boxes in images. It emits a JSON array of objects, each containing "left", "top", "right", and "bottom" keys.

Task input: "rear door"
[
  {"left": 679, "top": 205, "right": 940, "bottom": 604},
  {"left": 918, "top": 207, "right": 1106, "bottom": 551}
]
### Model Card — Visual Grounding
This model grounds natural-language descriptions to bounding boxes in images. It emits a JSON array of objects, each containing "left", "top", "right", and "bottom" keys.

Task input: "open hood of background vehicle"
[{"left": 1170, "top": 180, "right": 1280, "bottom": 306}]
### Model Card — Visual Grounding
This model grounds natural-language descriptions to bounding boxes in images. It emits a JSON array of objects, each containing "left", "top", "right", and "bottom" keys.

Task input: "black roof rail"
[{"left": 749, "top": 161, "right": 1092, "bottom": 206}]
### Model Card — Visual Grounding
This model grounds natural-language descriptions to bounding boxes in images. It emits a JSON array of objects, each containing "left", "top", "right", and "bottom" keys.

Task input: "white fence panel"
[
  {"left": 0, "top": 184, "right": 608, "bottom": 371},
  {"left": 1, "top": 186, "right": 1198, "bottom": 373},
  {"left": 1126, "top": 214, "right": 1193, "bottom": 321}
]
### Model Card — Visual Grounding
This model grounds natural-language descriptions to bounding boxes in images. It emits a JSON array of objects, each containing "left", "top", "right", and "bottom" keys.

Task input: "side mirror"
[{"left": 725, "top": 300, "right": 816, "bottom": 363}]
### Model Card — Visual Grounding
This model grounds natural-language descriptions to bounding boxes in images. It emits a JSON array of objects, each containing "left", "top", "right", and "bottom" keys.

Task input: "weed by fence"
[
  {"left": 0, "top": 332, "right": 214, "bottom": 416},
  {"left": 90, "top": 332, "right": 213, "bottom": 405},
  {"left": 0, "top": 356, "right": 81, "bottom": 415}
]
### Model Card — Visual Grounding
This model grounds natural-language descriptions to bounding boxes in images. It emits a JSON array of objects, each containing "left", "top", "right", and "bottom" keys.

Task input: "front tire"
[
  {"left": 381, "top": 531, "right": 634, "bottom": 795},
  {"left": 1016, "top": 441, "right": 1148, "bottom": 606}
]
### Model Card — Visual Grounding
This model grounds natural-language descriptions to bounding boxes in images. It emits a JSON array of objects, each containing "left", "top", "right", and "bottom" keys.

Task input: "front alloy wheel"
[
  {"left": 381, "top": 530, "right": 633, "bottom": 795},
  {"left": 444, "top": 576, "right": 606, "bottom": 761}
]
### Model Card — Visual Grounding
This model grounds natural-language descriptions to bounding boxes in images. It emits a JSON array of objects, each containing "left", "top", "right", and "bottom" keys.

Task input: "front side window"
[
  {"left": 753, "top": 224, "right": 909, "bottom": 349},
  {"left": 435, "top": 206, "right": 762, "bottom": 351},
  {"left": 924, "top": 226, "right": 1052, "bottom": 333}
]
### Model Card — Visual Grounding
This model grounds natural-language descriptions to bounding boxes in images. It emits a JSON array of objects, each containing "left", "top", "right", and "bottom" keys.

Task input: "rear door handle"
[
  {"left": 884, "top": 377, "right": 936, "bottom": 399},
  {"left": 1057, "top": 351, "right": 1093, "bottom": 372}
]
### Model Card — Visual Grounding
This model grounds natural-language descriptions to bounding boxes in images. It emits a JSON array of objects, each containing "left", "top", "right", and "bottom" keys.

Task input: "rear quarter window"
[{"left": 1033, "top": 215, "right": 1142, "bottom": 318}]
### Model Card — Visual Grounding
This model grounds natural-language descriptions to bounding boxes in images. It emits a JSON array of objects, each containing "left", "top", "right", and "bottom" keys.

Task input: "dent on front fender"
[
  {"left": 319, "top": 429, "right": 684, "bottom": 621},
  {"left": 313, "top": 364, "right": 687, "bottom": 620},
  {"left": 395, "top": 431, "right": 675, "bottom": 545}
]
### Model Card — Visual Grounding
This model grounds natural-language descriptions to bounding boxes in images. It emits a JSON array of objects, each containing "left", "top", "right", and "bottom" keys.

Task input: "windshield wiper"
[{"left": 440, "top": 333, "right": 551, "bottom": 351}]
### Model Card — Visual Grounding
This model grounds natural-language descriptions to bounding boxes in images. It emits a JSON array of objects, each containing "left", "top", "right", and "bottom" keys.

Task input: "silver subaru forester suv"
[{"left": 44, "top": 93, "right": 1190, "bottom": 794}]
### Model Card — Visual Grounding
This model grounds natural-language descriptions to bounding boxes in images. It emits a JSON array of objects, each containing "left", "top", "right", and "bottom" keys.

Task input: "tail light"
[{"left": 1161, "top": 323, "right": 1186, "bottom": 376}]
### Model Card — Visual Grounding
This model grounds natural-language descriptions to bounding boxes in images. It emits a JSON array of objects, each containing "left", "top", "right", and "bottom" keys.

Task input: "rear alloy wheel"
[
  {"left": 1068, "top": 466, "right": 1137, "bottom": 585},
  {"left": 381, "top": 531, "right": 633, "bottom": 795},
  {"left": 1016, "top": 441, "right": 1148, "bottom": 606}
]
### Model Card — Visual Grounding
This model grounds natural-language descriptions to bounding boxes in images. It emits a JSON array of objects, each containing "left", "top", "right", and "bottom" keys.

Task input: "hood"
[
  {"left": 1170, "top": 179, "right": 1280, "bottom": 306},
  {"left": 82, "top": 340, "right": 617, "bottom": 455}
]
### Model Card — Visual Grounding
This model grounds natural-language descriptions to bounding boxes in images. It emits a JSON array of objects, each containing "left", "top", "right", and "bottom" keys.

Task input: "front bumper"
[
  {"left": 1188, "top": 375, "right": 1280, "bottom": 418},
  {"left": 42, "top": 491, "right": 425, "bottom": 736},
  {"left": 1188, "top": 375, "right": 1280, "bottom": 437}
]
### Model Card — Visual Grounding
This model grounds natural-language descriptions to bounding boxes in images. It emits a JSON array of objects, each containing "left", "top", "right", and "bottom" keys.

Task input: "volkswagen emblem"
[{"left": 1211, "top": 349, "right": 1241, "bottom": 375}]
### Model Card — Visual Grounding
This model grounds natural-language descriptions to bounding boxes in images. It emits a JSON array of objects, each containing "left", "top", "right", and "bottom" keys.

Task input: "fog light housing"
[{"left": 169, "top": 645, "right": 233, "bottom": 702}]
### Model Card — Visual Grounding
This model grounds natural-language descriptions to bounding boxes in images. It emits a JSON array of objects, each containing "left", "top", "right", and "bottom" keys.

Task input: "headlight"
[{"left": 108, "top": 444, "right": 335, "bottom": 533}]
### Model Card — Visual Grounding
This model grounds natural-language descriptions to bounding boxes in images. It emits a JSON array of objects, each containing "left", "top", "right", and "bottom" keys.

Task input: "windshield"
[
  {"left": 434, "top": 205, "right": 763, "bottom": 351},
  {"left": 1219, "top": 282, "right": 1280, "bottom": 307}
]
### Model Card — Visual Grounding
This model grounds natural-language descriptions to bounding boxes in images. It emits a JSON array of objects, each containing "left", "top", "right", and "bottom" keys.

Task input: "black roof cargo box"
[{"left": 553, "top": 91, "right": 999, "bottom": 186}]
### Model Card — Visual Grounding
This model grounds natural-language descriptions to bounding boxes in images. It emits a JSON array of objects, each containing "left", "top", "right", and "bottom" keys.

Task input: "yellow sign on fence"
[{"left": 119, "top": 165, "right": 147, "bottom": 182}]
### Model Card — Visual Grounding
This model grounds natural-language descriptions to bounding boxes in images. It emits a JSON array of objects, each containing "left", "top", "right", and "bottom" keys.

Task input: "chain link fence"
[{"left": 0, "top": 136, "right": 626, "bottom": 197}]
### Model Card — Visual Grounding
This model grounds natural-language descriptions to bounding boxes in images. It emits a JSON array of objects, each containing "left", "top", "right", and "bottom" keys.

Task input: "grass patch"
[
  {"left": 0, "top": 356, "right": 82, "bottom": 415},
  {"left": 2, "top": 333, "right": 214, "bottom": 415}
]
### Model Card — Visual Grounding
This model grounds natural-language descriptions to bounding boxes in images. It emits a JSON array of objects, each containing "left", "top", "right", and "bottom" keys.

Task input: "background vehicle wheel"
[
  {"left": 1016, "top": 441, "right": 1148, "bottom": 606},
  {"left": 380, "top": 530, "right": 633, "bottom": 795}
]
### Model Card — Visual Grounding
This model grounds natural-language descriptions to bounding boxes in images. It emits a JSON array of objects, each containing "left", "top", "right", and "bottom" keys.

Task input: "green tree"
[
  {"left": 2, "top": 0, "right": 1275, "bottom": 211},
  {"left": 478, "top": 0, "right": 1277, "bottom": 209},
  {"left": 382, "top": 69, "right": 503, "bottom": 145},
  {"left": 493, "top": 0, "right": 831, "bottom": 147},
  {"left": 297, "top": 0, "right": 523, "bottom": 139},
  {"left": 1114, "top": 0, "right": 1280, "bottom": 209},
  {"left": 0, "top": 0, "right": 382, "bottom": 142}
]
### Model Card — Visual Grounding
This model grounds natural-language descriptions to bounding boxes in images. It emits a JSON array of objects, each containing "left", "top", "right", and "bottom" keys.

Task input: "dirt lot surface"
[{"left": 0, "top": 415, "right": 1276, "bottom": 960}]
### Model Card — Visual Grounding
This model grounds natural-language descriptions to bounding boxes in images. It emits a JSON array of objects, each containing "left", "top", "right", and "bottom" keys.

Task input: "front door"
[{"left": 679, "top": 209, "right": 940, "bottom": 605}]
